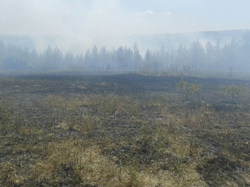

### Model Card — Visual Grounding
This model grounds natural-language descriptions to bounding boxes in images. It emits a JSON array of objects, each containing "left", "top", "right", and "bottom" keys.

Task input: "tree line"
[{"left": 0, "top": 33, "right": 250, "bottom": 74}]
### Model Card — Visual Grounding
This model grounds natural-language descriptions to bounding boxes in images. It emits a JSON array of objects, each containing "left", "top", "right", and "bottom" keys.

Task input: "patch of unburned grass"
[{"left": 12, "top": 139, "right": 149, "bottom": 186}]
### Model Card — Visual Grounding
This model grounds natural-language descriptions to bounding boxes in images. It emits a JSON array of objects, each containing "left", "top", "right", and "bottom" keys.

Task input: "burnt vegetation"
[{"left": 1, "top": 74, "right": 250, "bottom": 186}]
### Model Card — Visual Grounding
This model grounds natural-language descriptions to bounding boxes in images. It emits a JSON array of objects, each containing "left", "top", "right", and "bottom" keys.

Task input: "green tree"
[{"left": 132, "top": 43, "right": 141, "bottom": 71}]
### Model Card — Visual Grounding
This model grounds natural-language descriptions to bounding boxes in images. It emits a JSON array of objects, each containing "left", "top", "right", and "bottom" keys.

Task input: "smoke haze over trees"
[{"left": 0, "top": 31, "right": 250, "bottom": 76}]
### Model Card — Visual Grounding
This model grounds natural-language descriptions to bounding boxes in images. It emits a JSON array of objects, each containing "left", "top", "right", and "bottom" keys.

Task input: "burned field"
[{"left": 1, "top": 73, "right": 250, "bottom": 187}]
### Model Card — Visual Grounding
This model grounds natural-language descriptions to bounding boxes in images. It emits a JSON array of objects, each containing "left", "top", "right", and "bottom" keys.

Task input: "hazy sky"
[{"left": 1, "top": 0, "right": 250, "bottom": 51}]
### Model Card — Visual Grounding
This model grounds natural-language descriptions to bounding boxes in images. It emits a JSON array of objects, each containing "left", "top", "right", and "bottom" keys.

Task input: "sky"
[{"left": 1, "top": 0, "right": 250, "bottom": 51}]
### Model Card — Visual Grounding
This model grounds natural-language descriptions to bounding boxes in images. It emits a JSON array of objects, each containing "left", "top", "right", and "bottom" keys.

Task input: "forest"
[{"left": 0, "top": 32, "right": 250, "bottom": 76}]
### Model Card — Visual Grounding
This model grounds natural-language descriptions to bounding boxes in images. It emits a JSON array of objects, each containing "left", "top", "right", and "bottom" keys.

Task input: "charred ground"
[{"left": 1, "top": 73, "right": 250, "bottom": 186}]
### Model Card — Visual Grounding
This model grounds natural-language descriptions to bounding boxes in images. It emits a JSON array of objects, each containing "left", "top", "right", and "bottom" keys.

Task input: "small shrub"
[
  {"left": 220, "top": 83, "right": 246, "bottom": 102},
  {"left": 176, "top": 79, "right": 202, "bottom": 100}
]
